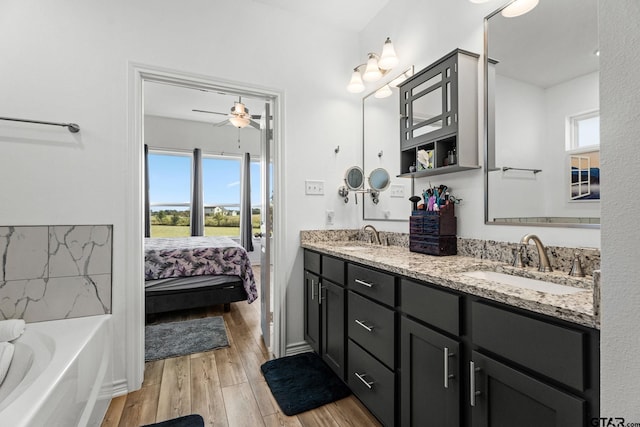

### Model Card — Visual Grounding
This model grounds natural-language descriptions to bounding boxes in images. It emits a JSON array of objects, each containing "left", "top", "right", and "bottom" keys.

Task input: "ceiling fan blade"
[
  {"left": 213, "top": 119, "right": 230, "bottom": 127},
  {"left": 250, "top": 114, "right": 262, "bottom": 119},
  {"left": 248, "top": 120, "right": 261, "bottom": 130},
  {"left": 192, "top": 109, "right": 227, "bottom": 116}
]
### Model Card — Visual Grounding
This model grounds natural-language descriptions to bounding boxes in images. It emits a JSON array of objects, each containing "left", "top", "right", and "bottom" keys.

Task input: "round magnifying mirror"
[
  {"left": 368, "top": 168, "right": 391, "bottom": 192},
  {"left": 344, "top": 166, "right": 364, "bottom": 190}
]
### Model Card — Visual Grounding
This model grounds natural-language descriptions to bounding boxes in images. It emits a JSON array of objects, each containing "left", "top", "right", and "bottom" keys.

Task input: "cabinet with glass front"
[{"left": 399, "top": 49, "right": 480, "bottom": 178}]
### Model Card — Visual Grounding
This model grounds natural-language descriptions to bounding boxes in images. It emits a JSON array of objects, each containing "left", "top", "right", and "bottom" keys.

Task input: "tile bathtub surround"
[{"left": 0, "top": 225, "right": 112, "bottom": 322}]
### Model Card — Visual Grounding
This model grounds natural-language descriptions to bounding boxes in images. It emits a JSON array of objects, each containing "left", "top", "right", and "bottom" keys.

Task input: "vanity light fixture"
[
  {"left": 374, "top": 84, "right": 393, "bottom": 98},
  {"left": 347, "top": 37, "right": 399, "bottom": 93},
  {"left": 501, "top": 0, "right": 539, "bottom": 17}
]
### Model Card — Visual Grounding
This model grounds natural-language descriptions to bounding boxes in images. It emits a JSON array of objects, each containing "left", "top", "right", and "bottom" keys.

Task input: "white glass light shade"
[
  {"left": 501, "top": 0, "right": 539, "bottom": 17},
  {"left": 378, "top": 38, "right": 399, "bottom": 70},
  {"left": 374, "top": 85, "right": 392, "bottom": 99},
  {"left": 229, "top": 116, "right": 250, "bottom": 128},
  {"left": 362, "top": 55, "right": 383, "bottom": 82},
  {"left": 347, "top": 70, "right": 365, "bottom": 93}
]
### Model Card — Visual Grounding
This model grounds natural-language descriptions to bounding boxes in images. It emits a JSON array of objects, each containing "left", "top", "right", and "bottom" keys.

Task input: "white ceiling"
[{"left": 252, "top": 0, "right": 390, "bottom": 32}]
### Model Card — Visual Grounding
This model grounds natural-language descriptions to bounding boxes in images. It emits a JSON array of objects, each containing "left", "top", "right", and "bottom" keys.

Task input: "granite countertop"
[{"left": 301, "top": 240, "right": 599, "bottom": 329}]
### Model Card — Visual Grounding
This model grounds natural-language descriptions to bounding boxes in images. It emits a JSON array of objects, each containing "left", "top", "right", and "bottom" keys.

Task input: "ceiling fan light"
[
  {"left": 501, "top": 0, "right": 539, "bottom": 17},
  {"left": 229, "top": 116, "right": 250, "bottom": 128},
  {"left": 374, "top": 85, "right": 393, "bottom": 99},
  {"left": 363, "top": 54, "right": 383, "bottom": 82},
  {"left": 347, "top": 70, "right": 365, "bottom": 93},
  {"left": 378, "top": 38, "right": 399, "bottom": 70}
]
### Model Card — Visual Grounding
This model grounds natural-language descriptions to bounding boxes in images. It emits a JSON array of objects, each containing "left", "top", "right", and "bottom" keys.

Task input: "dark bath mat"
[
  {"left": 145, "top": 316, "right": 228, "bottom": 361},
  {"left": 142, "top": 414, "right": 205, "bottom": 427},
  {"left": 260, "top": 351, "right": 351, "bottom": 416}
]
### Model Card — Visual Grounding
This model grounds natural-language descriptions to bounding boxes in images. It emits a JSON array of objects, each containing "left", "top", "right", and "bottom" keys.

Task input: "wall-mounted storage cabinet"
[{"left": 398, "top": 49, "right": 480, "bottom": 178}]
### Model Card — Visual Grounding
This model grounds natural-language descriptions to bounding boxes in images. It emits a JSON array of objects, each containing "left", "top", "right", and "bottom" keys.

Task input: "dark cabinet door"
[
  {"left": 304, "top": 270, "right": 321, "bottom": 353},
  {"left": 470, "top": 351, "right": 585, "bottom": 427},
  {"left": 401, "top": 316, "right": 460, "bottom": 427},
  {"left": 321, "top": 280, "right": 345, "bottom": 380}
]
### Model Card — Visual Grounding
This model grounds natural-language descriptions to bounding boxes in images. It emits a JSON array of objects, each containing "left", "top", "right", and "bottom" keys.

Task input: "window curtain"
[
  {"left": 144, "top": 144, "right": 151, "bottom": 238},
  {"left": 240, "top": 152, "right": 254, "bottom": 251},
  {"left": 191, "top": 148, "right": 204, "bottom": 236}
]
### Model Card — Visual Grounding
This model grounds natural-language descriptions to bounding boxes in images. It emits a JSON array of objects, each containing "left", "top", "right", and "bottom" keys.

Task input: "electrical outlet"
[
  {"left": 305, "top": 180, "right": 325, "bottom": 195},
  {"left": 326, "top": 210, "right": 335, "bottom": 225},
  {"left": 390, "top": 184, "right": 405, "bottom": 198}
]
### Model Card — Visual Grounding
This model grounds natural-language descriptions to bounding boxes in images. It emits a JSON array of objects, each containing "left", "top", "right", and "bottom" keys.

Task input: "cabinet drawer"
[
  {"left": 322, "top": 256, "right": 345, "bottom": 286},
  {"left": 348, "top": 291, "right": 395, "bottom": 369},
  {"left": 304, "top": 250, "right": 321, "bottom": 274},
  {"left": 348, "top": 340, "right": 395, "bottom": 427},
  {"left": 347, "top": 264, "right": 395, "bottom": 306},
  {"left": 471, "top": 302, "right": 586, "bottom": 391},
  {"left": 400, "top": 279, "right": 460, "bottom": 335}
]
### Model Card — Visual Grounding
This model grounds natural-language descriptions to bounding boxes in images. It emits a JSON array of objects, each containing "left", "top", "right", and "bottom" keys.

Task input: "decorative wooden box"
[{"left": 409, "top": 204, "right": 457, "bottom": 256}]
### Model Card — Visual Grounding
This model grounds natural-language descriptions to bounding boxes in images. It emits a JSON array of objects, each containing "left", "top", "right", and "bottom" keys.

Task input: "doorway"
[{"left": 126, "top": 64, "right": 283, "bottom": 391}]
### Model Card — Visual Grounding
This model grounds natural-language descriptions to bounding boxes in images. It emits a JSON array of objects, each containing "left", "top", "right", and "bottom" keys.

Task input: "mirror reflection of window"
[{"left": 568, "top": 111, "right": 600, "bottom": 150}]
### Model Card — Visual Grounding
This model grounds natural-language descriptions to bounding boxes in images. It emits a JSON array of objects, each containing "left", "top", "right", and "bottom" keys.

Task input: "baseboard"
[
  {"left": 110, "top": 378, "right": 130, "bottom": 397},
  {"left": 285, "top": 341, "right": 313, "bottom": 356}
]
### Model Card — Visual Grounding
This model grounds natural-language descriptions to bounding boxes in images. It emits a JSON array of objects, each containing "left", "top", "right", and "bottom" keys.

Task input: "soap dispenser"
[{"left": 568, "top": 252, "right": 585, "bottom": 277}]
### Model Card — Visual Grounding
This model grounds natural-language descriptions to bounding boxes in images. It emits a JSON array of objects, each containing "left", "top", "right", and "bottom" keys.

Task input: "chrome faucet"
[
  {"left": 363, "top": 225, "right": 381, "bottom": 245},
  {"left": 520, "top": 234, "right": 553, "bottom": 272}
]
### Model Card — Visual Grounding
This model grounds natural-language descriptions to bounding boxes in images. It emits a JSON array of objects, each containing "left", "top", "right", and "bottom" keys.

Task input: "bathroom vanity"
[{"left": 301, "top": 237, "right": 599, "bottom": 427}]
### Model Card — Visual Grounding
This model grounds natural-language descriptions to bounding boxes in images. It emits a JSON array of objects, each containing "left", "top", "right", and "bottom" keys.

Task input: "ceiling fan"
[{"left": 192, "top": 97, "right": 261, "bottom": 129}]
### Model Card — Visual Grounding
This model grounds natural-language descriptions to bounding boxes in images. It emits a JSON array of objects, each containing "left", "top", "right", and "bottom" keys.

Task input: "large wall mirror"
[
  {"left": 363, "top": 68, "right": 414, "bottom": 221},
  {"left": 485, "top": 0, "right": 600, "bottom": 227}
]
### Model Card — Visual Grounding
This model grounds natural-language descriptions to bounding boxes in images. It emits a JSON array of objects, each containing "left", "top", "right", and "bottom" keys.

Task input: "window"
[
  {"left": 148, "top": 152, "right": 192, "bottom": 237},
  {"left": 567, "top": 111, "right": 599, "bottom": 150},
  {"left": 203, "top": 156, "right": 241, "bottom": 236}
]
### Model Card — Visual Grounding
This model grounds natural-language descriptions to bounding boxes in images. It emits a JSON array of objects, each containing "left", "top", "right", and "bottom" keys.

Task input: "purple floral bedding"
[{"left": 144, "top": 236, "right": 257, "bottom": 303}]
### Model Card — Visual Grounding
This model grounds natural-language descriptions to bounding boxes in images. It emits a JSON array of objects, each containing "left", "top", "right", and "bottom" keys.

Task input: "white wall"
[
  {"left": 0, "top": 0, "right": 361, "bottom": 390},
  {"left": 600, "top": 0, "right": 640, "bottom": 418},
  {"left": 358, "top": 0, "right": 600, "bottom": 249}
]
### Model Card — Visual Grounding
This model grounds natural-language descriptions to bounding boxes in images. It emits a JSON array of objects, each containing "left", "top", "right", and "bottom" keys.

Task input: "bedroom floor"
[{"left": 100, "top": 266, "right": 381, "bottom": 427}]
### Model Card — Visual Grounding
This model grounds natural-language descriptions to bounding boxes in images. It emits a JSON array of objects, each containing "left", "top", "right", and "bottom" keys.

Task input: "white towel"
[
  {"left": 0, "top": 342, "right": 15, "bottom": 386},
  {"left": 0, "top": 319, "right": 26, "bottom": 342}
]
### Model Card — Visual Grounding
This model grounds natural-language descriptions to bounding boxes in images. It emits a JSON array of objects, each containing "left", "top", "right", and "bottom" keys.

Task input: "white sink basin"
[{"left": 461, "top": 270, "right": 586, "bottom": 295}]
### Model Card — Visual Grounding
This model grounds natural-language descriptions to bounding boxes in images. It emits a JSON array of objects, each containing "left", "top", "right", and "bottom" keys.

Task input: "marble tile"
[
  {"left": 1, "top": 275, "right": 112, "bottom": 322},
  {"left": 0, "top": 279, "right": 47, "bottom": 320},
  {"left": 48, "top": 225, "right": 112, "bottom": 277},
  {"left": 0, "top": 226, "right": 49, "bottom": 281}
]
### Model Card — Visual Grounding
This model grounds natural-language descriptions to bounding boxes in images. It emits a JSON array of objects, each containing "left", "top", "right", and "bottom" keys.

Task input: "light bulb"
[
  {"left": 378, "top": 38, "right": 399, "bottom": 70},
  {"left": 347, "top": 70, "right": 365, "bottom": 93},
  {"left": 362, "top": 54, "right": 383, "bottom": 82},
  {"left": 501, "top": 0, "right": 539, "bottom": 17},
  {"left": 229, "top": 116, "right": 250, "bottom": 128},
  {"left": 374, "top": 85, "right": 392, "bottom": 99}
]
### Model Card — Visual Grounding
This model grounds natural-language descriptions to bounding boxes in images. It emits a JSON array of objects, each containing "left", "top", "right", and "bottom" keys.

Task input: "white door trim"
[{"left": 126, "top": 62, "right": 286, "bottom": 391}]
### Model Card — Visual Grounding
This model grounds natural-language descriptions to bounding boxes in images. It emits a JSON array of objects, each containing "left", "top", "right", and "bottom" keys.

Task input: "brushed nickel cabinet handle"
[
  {"left": 310, "top": 277, "right": 315, "bottom": 300},
  {"left": 470, "top": 361, "right": 481, "bottom": 406},
  {"left": 354, "top": 319, "right": 374, "bottom": 332},
  {"left": 318, "top": 281, "right": 323, "bottom": 305},
  {"left": 354, "top": 372, "right": 374, "bottom": 389},
  {"left": 444, "top": 347, "right": 455, "bottom": 388},
  {"left": 354, "top": 279, "right": 373, "bottom": 288}
]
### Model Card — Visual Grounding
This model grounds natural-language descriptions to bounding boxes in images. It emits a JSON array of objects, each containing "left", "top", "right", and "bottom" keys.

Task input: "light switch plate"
[
  {"left": 326, "top": 210, "right": 335, "bottom": 225},
  {"left": 305, "top": 180, "right": 325, "bottom": 195},
  {"left": 390, "top": 184, "right": 405, "bottom": 198}
]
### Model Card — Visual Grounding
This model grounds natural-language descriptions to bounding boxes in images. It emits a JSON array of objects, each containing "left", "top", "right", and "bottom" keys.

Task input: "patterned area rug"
[
  {"left": 261, "top": 352, "right": 351, "bottom": 416},
  {"left": 145, "top": 316, "right": 229, "bottom": 361}
]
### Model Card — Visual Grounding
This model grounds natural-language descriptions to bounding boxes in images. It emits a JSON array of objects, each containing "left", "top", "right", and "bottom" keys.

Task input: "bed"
[{"left": 144, "top": 236, "right": 258, "bottom": 320}]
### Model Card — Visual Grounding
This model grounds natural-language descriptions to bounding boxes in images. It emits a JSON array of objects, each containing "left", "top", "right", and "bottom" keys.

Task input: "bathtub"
[{"left": 0, "top": 315, "right": 112, "bottom": 427}]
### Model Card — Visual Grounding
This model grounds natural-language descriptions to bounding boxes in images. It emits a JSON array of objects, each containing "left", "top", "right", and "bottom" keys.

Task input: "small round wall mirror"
[
  {"left": 345, "top": 166, "right": 364, "bottom": 190},
  {"left": 368, "top": 168, "right": 391, "bottom": 192}
]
